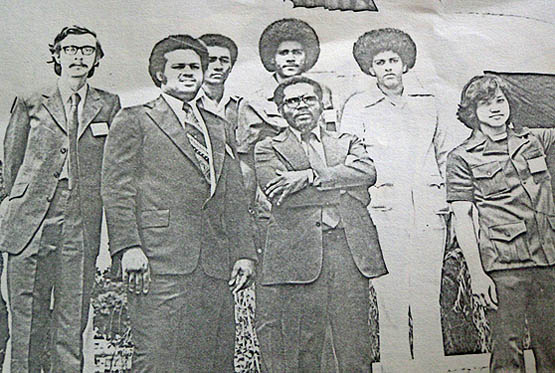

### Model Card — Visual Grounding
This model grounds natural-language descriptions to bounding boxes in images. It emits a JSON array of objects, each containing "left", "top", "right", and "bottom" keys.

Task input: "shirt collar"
[
  {"left": 362, "top": 81, "right": 431, "bottom": 108},
  {"left": 197, "top": 87, "right": 235, "bottom": 115},
  {"left": 58, "top": 79, "right": 88, "bottom": 106},
  {"left": 161, "top": 92, "right": 190, "bottom": 125},
  {"left": 289, "top": 123, "right": 322, "bottom": 143},
  {"left": 464, "top": 125, "right": 530, "bottom": 152}
]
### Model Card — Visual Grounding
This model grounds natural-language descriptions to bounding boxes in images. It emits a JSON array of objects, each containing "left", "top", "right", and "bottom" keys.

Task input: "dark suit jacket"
[
  {"left": 101, "top": 95, "right": 257, "bottom": 279},
  {"left": 255, "top": 128, "right": 387, "bottom": 285},
  {"left": 1, "top": 86, "right": 121, "bottom": 256}
]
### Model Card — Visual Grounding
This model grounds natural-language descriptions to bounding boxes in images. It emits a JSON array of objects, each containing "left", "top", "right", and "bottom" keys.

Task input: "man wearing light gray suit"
[
  {"left": 254, "top": 76, "right": 387, "bottom": 372},
  {"left": 101, "top": 35, "right": 257, "bottom": 372},
  {"left": 1, "top": 25, "right": 121, "bottom": 372}
]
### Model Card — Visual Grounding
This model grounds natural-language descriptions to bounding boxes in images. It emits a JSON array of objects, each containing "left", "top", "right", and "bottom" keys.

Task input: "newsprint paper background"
[{"left": 0, "top": 0, "right": 553, "bottom": 372}]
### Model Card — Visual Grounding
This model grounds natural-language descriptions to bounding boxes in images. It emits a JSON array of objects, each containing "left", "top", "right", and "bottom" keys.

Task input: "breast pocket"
[
  {"left": 522, "top": 150, "right": 550, "bottom": 184},
  {"left": 488, "top": 221, "right": 530, "bottom": 263},
  {"left": 472, "top": 161, "right": 509, "bottom": 197}
]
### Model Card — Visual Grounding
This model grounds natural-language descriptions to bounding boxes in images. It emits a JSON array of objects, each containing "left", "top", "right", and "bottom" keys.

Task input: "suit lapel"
[
  {"left": 42, "top": 87, "right": 67, "bottom": 134},
  {"left": 146, "top": 96, "right": 204, "bottom": 173},
  {"left": 198, "top": 105, "right": 225, "bottom": 185},
  {"left": 272, "top": 129, "right": 311, "bottom": 170},
  {"left": 78, "top": 87, "right": 102, "bottom": 139},
  {"left": 321, "top": 129, "right": 348, "bottom": 167}
]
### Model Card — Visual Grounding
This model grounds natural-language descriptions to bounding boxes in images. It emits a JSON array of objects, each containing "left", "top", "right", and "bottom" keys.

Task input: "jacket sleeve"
[
  {"left": 314, "top": 133, "right": 376, "bottom": 191},
  {"left": 222, "top": 149, "right": 258, "bottom": 263},
  {"left": 432, "top": 113, "right": 449, "bottom": 180},
  {"left": 108, "top": 95, "right": 122, "bottom": 125},
  {"left": 255, "top": 137, "right": 351, "bottom": 208},
  {"left": 3, "top": 97, "right": 30, "bottom": 194},
  {"left": 101, "top": 108, "right": 143, "bottom": 257}
]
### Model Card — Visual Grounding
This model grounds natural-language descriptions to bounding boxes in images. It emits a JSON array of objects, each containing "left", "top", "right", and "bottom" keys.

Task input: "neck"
[
  {"left": 203, "top": 83, "right": 225, "bottom": 104},
  {"left": 480, "top": 122, "right": 508, "bottom": 140},
  {"left": 162, "top": 88, "right": 197, "bottom": 103},
  {"left": 275, "top": 72, "right": 298, "bottom": 84},
  {"left": 61, "top": 75, "right": 88, "bottom": 92},
  {"left": 377, "top": 82, "right": 404, "bottom": 98}
]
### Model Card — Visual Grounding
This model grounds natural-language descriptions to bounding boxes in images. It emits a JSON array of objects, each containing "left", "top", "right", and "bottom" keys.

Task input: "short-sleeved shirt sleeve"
[{"left": 446, "top": 150, "right": 474, "bottom": 202}]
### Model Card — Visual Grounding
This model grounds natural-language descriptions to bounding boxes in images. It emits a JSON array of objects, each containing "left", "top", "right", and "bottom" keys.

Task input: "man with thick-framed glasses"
[
  {"left": 1, "top": 25, "right": 120, "bottom": 372},
  {"left": 254, "top": 76, "right": 386, "bottom": 372}
]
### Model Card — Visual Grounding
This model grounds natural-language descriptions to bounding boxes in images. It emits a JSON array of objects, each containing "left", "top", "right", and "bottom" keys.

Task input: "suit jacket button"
[
  {"left": 53, "top": 171, "right": 60, "bottom": 178},
  {"left": 315, "top": 222, "right": 321, "bottom": 227},
  {"left": 60, "top": 147, "right": 67, "bottom": 154},
  {"left": 47, "top": 196, "right": 53, "bottom": 202}
]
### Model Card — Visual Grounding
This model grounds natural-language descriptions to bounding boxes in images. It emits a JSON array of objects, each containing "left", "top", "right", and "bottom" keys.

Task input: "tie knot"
[
  {"left": 71, "top": 93, "right": 81, "bottom": 107},
  {"left": 301, "top": 131, "right": 314, "bottom": 143},
  {"left": 182, "top": 102, "right": 192, "bottom": 114}
]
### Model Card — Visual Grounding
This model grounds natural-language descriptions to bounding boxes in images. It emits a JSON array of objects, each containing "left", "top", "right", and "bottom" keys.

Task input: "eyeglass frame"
[
  {"left": 61, "top": 45, "right": 97, "bottom": 56},
  {"left": 281, "top": 94, "right": 320, "bottom": 109}
]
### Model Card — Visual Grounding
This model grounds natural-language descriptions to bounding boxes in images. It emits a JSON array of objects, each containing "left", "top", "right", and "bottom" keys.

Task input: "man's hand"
[
  {"left": 264, "top": 169, "right": 311, "bottom": 206},
  {"left": 122, "top": 247, "right": 151, "bottom": 295},
  {"left": 228, "top": 258, "right": 256, "bottom": 294},
  {"left": 470, "top": 270, "right": 498, "bottom": 310}
]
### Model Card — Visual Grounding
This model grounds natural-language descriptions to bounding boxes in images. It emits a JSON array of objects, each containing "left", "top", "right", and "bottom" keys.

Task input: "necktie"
[
  {"left": 68, "top": 93, "right": 80, "bottom": 190},
  {"left": 182, "top": 103, "right": 211, "bottom": 183},
  {"left": 301, "top": 132, "right": 341, "bottom": 228}
]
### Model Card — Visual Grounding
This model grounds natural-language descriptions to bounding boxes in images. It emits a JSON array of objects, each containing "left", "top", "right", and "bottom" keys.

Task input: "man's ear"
[
  {"left": 156, "top": 71, "right": 167, "bottom": 85},
  {"left": 367, "top": 67, "right": 376, "bottom": 77},
  {"left": 402, "top": 64, "right": 408, "bottom": 74},
  {"left": 53, "top": 52, "right": 61, "bottom": 65}
]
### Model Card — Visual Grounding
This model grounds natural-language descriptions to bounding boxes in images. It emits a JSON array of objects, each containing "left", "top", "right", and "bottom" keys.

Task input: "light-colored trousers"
[{"left": 370, "top": 203, "right": 446, "bottom": 372}]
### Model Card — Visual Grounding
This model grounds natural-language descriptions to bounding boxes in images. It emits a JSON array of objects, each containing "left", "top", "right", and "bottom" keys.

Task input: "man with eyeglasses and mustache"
[
  {"left": 1, "top": 25, "right": 120, "bottom": 372},
  {"left": 254, "top": 76, "right": 386, "bottom": 372}
]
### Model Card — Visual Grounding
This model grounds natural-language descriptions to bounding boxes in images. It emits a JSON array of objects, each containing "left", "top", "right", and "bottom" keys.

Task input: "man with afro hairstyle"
[{"left": 341, "top": 28, "right": 449, "bottom": 372}]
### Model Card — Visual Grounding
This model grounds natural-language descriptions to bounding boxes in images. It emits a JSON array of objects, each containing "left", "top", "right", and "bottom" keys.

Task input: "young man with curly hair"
[
  {"left": 447, "top": 74, "right": 555, "bottom": 373},
  {"left": 341, "top": 28, "right": 449, "bottom": 371}
]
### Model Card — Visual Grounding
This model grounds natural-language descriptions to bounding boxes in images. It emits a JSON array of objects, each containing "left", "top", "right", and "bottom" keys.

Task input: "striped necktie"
[{"left": 182, "top": 103, "right": 211, "bottom": 183}]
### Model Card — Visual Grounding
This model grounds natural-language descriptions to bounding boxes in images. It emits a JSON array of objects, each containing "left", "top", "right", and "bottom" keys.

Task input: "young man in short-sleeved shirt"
[{"left": 447, "top": 74, "right": 555, "bottom": 373}]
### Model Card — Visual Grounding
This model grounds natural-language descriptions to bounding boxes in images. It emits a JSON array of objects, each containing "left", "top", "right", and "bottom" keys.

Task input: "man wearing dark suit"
[
  {"left": 1, "top": 25, "right": 121, "bottom": 372},
  {"left": 101, "top": 35, "right": 257, "bottom": 372},
  {"left": 254, "top": 76, "right": 387, "bottom": 372}
]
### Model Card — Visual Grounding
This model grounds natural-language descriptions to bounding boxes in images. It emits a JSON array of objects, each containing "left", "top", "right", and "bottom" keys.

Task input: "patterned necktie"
[
  {"left": 182, "top": 103, "right": 211, "bottom": 183},
  {"left": 68, "top": 93, "right": 81, "bottom": 190}
]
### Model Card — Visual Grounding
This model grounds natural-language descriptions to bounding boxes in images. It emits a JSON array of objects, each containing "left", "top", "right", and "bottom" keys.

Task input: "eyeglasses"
[
  {"left": 61, "top": 45, "right": 96, "bottom": 56},
  {"left": 282, "top": 95, "right": 319, "bottom": 108}
]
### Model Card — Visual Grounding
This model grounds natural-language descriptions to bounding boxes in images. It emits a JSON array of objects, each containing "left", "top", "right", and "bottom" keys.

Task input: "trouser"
[
  {"left": 8, "top": 180, "right": 92, "bottom": 373},
  {"left": 256, "top": 228, "right": 373, "bottom": 373},
  {"left": 488, "top": 266, "right": 555, "bottom": 373},
  {"left": 128, "top": 265, "right": 235, "bottom": 372},
  {"left": 370, "top": 208, "right": 446, "bottom": 371}
]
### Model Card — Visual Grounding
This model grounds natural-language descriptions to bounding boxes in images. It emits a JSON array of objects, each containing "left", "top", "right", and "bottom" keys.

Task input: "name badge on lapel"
[
  {"left": 527, "top": 156, "right": 547, "bottom": 174},
  {"left": 90, "top": 122, "right": 109, "bottom": 137}
]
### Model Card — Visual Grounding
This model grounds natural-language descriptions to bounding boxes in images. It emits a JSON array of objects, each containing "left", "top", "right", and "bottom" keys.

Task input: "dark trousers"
[
  {"left": 489, "top": 266, "right": 555, "bottom": 373},
  {"left": 8, "top": 180, "right": 92, "bottom": 373},
  {"left": 256, "top": 228, "right": 373, "bottom": 373},
  {"left": 128, "top": 266, "right": 235, "bottom": 372}
]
